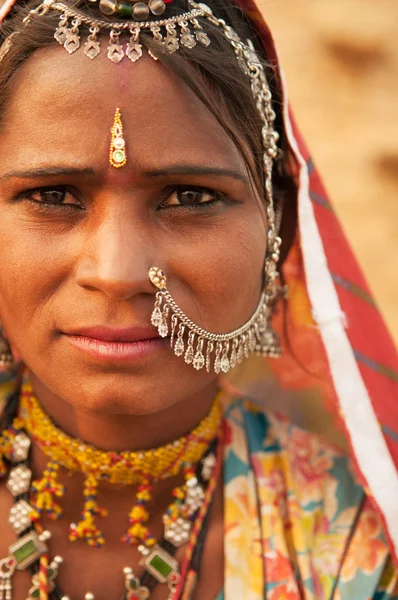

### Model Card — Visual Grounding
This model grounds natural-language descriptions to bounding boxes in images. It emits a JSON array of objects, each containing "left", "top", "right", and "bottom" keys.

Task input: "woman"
[{"left": 0, "top": 0, "right": 396, "bottom": 597}]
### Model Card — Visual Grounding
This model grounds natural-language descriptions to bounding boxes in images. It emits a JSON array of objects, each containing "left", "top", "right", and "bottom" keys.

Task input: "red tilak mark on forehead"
[{"left": 115, "top": 59, "right": 134, "bottom": 94}]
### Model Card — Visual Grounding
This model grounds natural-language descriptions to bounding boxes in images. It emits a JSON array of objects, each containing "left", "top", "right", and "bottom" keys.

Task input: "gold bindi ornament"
[{"left": 109, "top": 107, "right": 127, "bottom": 168}]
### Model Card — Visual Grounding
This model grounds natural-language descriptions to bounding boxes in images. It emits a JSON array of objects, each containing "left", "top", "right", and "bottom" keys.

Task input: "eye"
[
  {"left": 23, "top": 186, "right": 82, "bottom": 207},
  {"left": 161, "top": 186, "right": 221, "bottom": 208}
]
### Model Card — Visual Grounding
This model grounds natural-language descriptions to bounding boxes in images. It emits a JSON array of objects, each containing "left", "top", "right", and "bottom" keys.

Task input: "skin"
[{"left": 0, "top": 44, "right": 267, "bottom": 599}]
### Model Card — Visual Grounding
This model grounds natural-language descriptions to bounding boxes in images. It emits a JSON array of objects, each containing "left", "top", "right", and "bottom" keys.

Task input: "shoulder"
[
  {"left": 223, "top": 397, "right": 364, "bottom": 537},
  {"left": 223, "top": 398, "right": 397, "bottom": 599},
  {"left": 224, "top": 396, "right": 349, "bottom": 473}
]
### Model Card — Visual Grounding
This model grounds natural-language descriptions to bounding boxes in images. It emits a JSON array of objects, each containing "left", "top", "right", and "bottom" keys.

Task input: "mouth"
[{"left": 61, "top": 326, "right": 169, "bottom": 361}]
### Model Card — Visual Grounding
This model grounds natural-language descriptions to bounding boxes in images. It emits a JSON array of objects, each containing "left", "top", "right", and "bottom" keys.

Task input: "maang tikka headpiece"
[
  {"left": 0, "top": 0, "right": 284, "bottom": 373},
  {"left": 109, "top": 107, "right": 127, "bottom": 167}
]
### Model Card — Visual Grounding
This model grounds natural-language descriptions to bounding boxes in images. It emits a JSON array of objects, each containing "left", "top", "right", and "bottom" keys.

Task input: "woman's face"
[{"left": 0, "top": 46, "right": 267, "bottom": 415}]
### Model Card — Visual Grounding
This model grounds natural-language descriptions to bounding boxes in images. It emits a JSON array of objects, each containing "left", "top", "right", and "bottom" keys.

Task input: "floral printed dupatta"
[
  {"left": 221, "top": 398, "right": 398, "bottom": 600},
  {"left": 224, "top": 0, "right": 398, "bottom": 573}
]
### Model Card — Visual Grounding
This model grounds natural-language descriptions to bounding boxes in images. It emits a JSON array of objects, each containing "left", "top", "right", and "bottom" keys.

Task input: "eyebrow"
[
  {"left": 142, "top": 165, "right": 249, "bottom": 183},
  {"left": 0, "top": 167, "right": 96, "bottom": 181},
  {"left": 0, "top": 164, "right": 249, "bottom": 183}
]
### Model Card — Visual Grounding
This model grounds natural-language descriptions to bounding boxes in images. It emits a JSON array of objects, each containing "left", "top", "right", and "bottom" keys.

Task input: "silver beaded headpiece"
[{"left": 0, "top": 0, "right": 283, "bottom": 374}]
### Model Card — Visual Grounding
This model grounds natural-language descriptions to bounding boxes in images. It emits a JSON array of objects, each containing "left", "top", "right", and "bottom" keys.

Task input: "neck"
[{"left": 28, "top": 373, "right": 219, "bottom": 452}]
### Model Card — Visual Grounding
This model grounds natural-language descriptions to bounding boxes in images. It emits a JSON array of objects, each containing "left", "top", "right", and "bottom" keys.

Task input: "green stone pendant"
[
  {"left": 113, "top": 149, "right": 126, "bottom": 164},
  {"left": 8, "top": 531, "right": 48, "bottom": 570},
  {"left": 143, "top": 546, "right": 180, "bottom": 585}
]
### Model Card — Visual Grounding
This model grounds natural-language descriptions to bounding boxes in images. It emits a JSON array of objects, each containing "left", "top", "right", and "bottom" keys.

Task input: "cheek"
[
  {"left": 162, "top": 209, "right": 267, "bottom": 329},
  {"left": 0, "top": 216, "right": 77, "bottom": 341}
]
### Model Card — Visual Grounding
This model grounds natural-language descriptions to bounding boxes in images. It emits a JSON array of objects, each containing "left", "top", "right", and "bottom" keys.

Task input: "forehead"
[{"left": 0, "top": 46, "right": 244, "bottom": 173}]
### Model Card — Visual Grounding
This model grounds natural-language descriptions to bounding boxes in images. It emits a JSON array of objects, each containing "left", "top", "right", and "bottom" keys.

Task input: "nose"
[{"left": 75, "top": 203, "right": 153, "bottom": 301}]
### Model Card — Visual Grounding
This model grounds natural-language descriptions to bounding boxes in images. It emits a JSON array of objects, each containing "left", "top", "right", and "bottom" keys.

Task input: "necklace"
[
  {"left": 2, "top": 437, "right": 222, "bottom": 600},
  {"left": 1, "top": 379, "right": 222, "bottom": 549},
  {"left": 0, "top": 379, "right": 224, "bottom": 599}
]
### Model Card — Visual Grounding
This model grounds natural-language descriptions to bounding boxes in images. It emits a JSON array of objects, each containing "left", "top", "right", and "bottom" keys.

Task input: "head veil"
[{"left": 1, "top": 0, "right": 397, "bottom": 565}]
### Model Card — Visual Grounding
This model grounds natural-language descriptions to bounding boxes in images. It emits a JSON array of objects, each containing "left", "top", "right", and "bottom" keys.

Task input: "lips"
[
  {"left": 62, "top": 326, "right": 163, "bottom": 343},
  {"left": 61, "top": 325, "right": 168, "bottom": 362}
]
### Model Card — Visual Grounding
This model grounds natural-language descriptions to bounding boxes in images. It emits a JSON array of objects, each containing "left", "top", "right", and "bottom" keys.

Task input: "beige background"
[
  {"left": 1, "top": 0, "right": 397, "bottom": 340},
  {"left": 261, "top": 0, "right": 398, "bottom": 342}
]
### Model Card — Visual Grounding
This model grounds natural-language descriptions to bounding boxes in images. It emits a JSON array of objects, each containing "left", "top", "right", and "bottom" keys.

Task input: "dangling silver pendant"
[
  {"left": 63, "top": 18, "right": 81, "bottom": 55},
  {"left": 148, "top": 266, "right": 281, "bottom": 374},
  {"left": 84, "top": 26, "right": 101, "bottom": 59},
  {"left": 0, "top": 556, "right": 16, "bottom": 599},
  {"left": 54, "top": 25, "right": 68, "bottom": 45},
  {"left": 84, "top": 39, "right": 100, "bottom": 59},
  {"left": 195, "top": 30, "right": 210, "bottom": 46},
  {"left": 192, "top": 18, "right": 210, "bottom": 46},
  {"left": 64, "top": 33, "right": 80, "bottom": 54},
  {"left": 181, "top": 32, "right": 196, "bottom": 48},
  {"left": 108, "top": 43, "right": 124, "bottom": 63},
  {"left": 126, "top": 27, "right": 143, "bottom": 63},
  {"left": 180, "top": 20, "right": 196, "bottom": 49},
  {"left": 126, "top": 42, "right": 143, "bottom": 63},
  {"left": 164, "top": 23, "right": 179, "bottom": 53},
  {"left": 54, "top": 13, "right": 68, "bottom": 45},
  {"left": 108, "top": 30, "right": 124, "bottom": 63}
]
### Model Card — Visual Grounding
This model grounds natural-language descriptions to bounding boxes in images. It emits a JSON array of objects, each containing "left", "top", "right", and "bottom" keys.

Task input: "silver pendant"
[
  {"left": 28, "top": 556, "right": 62, "bottom": 600},
  {"left": 201, "top": 452, "right": 216, "bottom": 481},
  {"left": 185, "top": 478, "right": 205, "bottom": 513},
  {"left": 164, "top": 517, "right": 191, "bottom": 547},
  {"left": 64, "top": 32, "right": 80, "bottom": 54},
  {"left": 54, "top": 25, "right": 68, "bottom": 45},
  {"left": 108, "top": 43, "right": 124, "bottom": 63},
  {"left": 181, "top": 33, "right": 196, "bottom": 49},
  {"left": 164, "top": 23, "right": 179, "bottom": 53},
  {"left": 84, "top": 39, "right": 100, "bottom": 59},
  {"left": 180, "top": 21, "right": 196, "bottom": 49},
  {"left": 108, "top": 31, "right": 124, "bottom": 64},
  {"left": 54, "top": 13, "right": 68, "bottom": 45},
  {"left": 85, "top": 28, "right": 101, "bottom": 59},
  {"left": 164, "top": 36, "right": 179, "bottom": 53},
  {"left": 6, "top": 465, "right": 31, "bottom": 497},
  {"left": 8, "top": 499, "right": 32, "bottom": 535},
  {"left": 63, "top": 18, "right": 81, "bottom": 55},
  {"left": 141, "top": 546, "right": 180, "bottom": 586},
  {"left": 195, "top": 30, "right": 210, "bottom": 46},
  {"left": 0, "top": 556, "right": 16, "bottom": 600},
  {"left": 11, "top": 432, "right": 31, "bottom": 462},
  {"left": 126, "top": 42, "right": 143, "bottom": 63}
]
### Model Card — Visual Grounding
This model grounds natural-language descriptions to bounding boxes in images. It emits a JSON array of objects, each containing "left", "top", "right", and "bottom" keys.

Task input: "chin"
[{"left": 58, "top": 368, "right": 200, "bottom": 417}]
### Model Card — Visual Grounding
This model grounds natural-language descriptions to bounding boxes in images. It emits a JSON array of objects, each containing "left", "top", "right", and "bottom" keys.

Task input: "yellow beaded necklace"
[
  {"left": 5, "top": 380, "right": 223, "bottom": 548},
  {"left": 19, "top": 381, "right": 221, "bottom": 483}
]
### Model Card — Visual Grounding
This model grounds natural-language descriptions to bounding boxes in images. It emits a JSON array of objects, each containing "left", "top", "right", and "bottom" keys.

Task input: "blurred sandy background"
[{"left": 260, "top": 0, "right": 398, "bottom": 342}]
